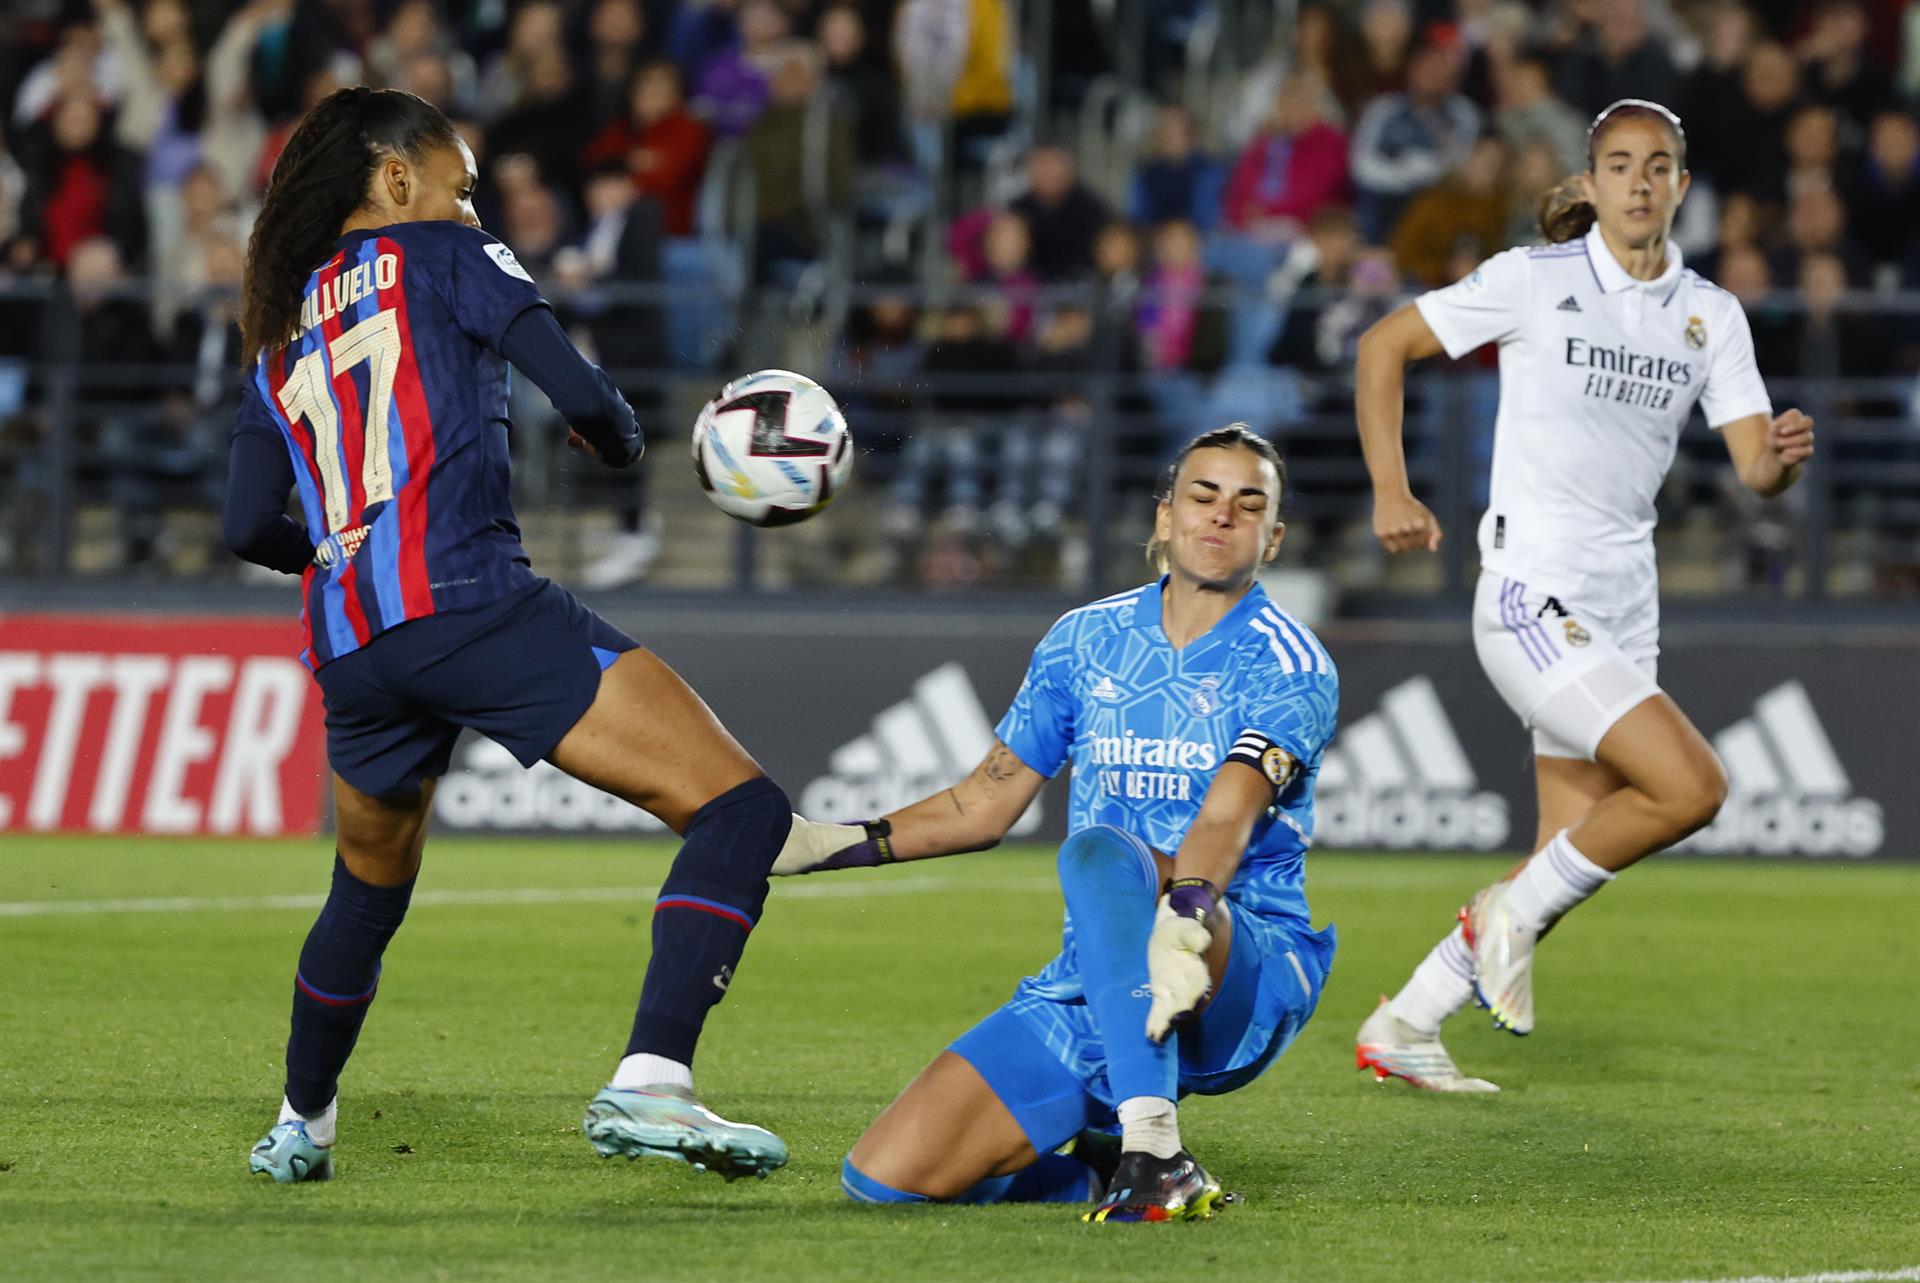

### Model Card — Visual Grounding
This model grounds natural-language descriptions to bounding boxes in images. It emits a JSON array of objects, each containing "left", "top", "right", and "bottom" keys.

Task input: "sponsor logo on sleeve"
[{"left": 484, "top": 241, "right": 533, "bottom": 282}]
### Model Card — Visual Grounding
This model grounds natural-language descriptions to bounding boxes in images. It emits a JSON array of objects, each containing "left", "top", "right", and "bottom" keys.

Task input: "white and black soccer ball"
[{"left": 691, "top": 369, "right": 854, "bottom": 527}]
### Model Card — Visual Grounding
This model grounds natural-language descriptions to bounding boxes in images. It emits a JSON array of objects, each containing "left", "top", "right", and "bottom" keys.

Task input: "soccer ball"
[{"left": 691, "top": 369, "right": 854, "bottom": 527}]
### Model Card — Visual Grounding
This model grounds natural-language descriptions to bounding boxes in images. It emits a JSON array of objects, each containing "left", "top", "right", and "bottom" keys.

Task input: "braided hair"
[
  {"left": 1539, "top": 98, "right": 1688, "bottom": 245},
  {"left": 1146, "top": 423, "right": 1287, "bottom": 572},
  {"left": 240, "top": 87, "right": 457, "bottom": 361}
]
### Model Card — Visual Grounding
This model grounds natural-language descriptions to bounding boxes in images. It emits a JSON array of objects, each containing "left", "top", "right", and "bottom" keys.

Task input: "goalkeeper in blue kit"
[{"left": 775, "top": 426, "right": 1339, "bottom": 1223}]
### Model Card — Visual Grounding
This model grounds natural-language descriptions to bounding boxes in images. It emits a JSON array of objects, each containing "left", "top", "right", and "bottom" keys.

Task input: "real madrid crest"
[
  {"left": 1190, "top": 676, "right": 1221, "bottom": 716},
  {"left": 1564, "top": 619, "right": 1592, "bottom": 647},
  {"left": 1261, "top": 745, "right": 1298, "bottom": 788},
  {"left": 1684, "top": 315, "right": 1707, "bottom": 349}
]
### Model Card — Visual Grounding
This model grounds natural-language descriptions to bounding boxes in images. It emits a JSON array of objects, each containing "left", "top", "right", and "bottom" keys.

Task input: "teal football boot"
[
  {"left": 249, "top": 1121, "right": 334, "bottom": 1183},
  {"left": 583, "top": 1085, "right": 787, "bottom": 1181}
]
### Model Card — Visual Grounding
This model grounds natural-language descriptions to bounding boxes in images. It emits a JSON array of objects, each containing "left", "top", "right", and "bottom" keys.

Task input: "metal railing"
[{"left": 2, "top": 277, "right": 1917, "bottom": 607}]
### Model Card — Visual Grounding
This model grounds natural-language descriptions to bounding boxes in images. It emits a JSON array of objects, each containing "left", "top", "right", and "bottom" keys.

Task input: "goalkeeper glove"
[
  {"left": 770, "top": 816, "right": 895, "bottom": 876},
  {"left": 1145, "top": 878, "right": 1217, "bottom": 1043}
]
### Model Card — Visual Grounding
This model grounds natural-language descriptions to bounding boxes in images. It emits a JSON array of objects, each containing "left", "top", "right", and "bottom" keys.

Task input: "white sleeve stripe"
[
  {"left": 1261, "top": 609, "right": 1321, "bottom": 673},
  {"left": 1272, "top": 609, "right": 1334, "bottom": 674},
  {"left": 1246, "top": 618, "right": 1298, "bottom": 673}
]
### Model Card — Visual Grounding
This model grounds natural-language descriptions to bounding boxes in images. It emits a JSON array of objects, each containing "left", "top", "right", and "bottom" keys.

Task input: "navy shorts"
[{"left": 315, "top": 578, "right": 638, "bottom": 797}]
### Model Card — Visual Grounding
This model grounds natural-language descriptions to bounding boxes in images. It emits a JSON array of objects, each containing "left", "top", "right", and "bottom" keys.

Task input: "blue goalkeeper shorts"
[{"left": 949, "top": 902, "right": 1335, "bottom": 1156}]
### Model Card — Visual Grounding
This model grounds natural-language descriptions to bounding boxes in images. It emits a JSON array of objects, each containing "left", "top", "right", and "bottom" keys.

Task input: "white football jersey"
[{"left": 1415, "top": 224, "right": 1772, "bottom": 617}]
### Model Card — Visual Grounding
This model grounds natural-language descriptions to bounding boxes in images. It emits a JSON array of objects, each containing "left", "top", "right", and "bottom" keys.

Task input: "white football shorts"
[{"left": 1471, "top": 572, "right": 1663, "bottom": 761}]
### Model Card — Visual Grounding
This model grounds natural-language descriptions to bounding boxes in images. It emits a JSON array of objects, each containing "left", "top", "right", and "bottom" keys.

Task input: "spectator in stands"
[
  {"left": 582, "top": 62, "right": 711, "bottom": 238},
  {"left": 670, "top": 0, "right": 741, "bottom": 85},
  {"left": 1092, "top": 221, "right": 1143, "bottom": 303},
  {"left": 1505, "top": 137, "right": 1561, "bottom": 247},
  {"left": 1552, "top": 0, "right": 1678, "bottom": 117},
  {"left": 744, "top": 42, "right": 854, "bottom": 283},
  {"left": 12, "top": 17, "right": 117, "bottom": 132},
  {"left": 1494, "top": 50, "right": 1586, "bottom": 176},
  {"left": 1771, "top": 181, "right": 1868, "bottom": 284},
  {"left": 499, "top": 171, "right": 572, "bottom": 279},
  {"left": 20, "top": 95, "right": 147, "bottom": 270},
  {"left": 977, "top": 210, "right": 1038, "bottom": 345},
  {"left": 1010, "top": 144, "right": 1110, "bottom": 281},
  {"left": 888, "top": 302, "right": 1019, "bottom": 561},
  {"left": 365, "top": 0, "right": 477, "bottom": 113},
  {"left": 195, "top": 1, "right": 270, "bottom": 207},
  {"left": 894, "top": 0, "right": 1015, "bottom": 171},
  {"left": 1390, "top": 135, "right": 1511, "bottom": 288},
  {"left": 1680, "top": 2, "right": 1759, "bottom": 196},
  {"left": 1231, "top": 2, "right": 1363, "bottom": 145},
  {"left": 1222, "top": 79, "right": 1350, "bottom": 245},
  {"left": 1852, "top": 110, "right": 1920, "bottom": 273},
  {"left": 1130, "top": 105, "right": 1224, "bottom": 231},
  {"left": 1349, "top": 39, "right": 1479, "bottom": 241},
  {"left": 1718, "top": 42, "right": 1802, "bottom": 202},
  {"left": 252, "top": 66, "right": 344, "bottom": 196},
  {"left": 1136, "top": 219, "right": 1226, "bottom": 377},
  {"left": 241, "top": 0, "right": 344, "bottom": 126},
  {"left": 1784, "top": 104, "right": 1841, "bottom": 198},
  {"left": 583, "top": 0, "right": 654, "bottom": 125},
  {"left": 153, "top": 162, "right": 242, "bottom": 343},
  {"left": 818, "top": 4, "right": 905, "bottom": 167},
  {"left": 475, "top": 1, "right": 566, "bottom": 124},
  {"left": 490, "top": 46, "right": 595, "bottom": 198},
  {"left": 94, "top": 0, "right": 203, "bottom": 206},
  {"left": 1351, "top": 0, "right": 1414, "bottom": 108},
  {"left": 1694, "top": 188, "right": 1767, "bottom": 280},
  {"left": 696, "top": 0, "right": 790, "bottom": 138},
  {"left": 1797, "top": 0, "right": 1891, "bottom": 128}
]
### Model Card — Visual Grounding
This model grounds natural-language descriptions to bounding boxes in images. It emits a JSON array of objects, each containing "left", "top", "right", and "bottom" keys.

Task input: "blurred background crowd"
[{"left": 1, "top": 0, "right": 1917, "bottom": 604}]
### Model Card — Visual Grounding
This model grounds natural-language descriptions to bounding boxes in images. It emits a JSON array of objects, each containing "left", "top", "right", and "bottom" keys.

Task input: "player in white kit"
[{"left": 1347, "top": 100, "right": 1816, "bottom": 1090}]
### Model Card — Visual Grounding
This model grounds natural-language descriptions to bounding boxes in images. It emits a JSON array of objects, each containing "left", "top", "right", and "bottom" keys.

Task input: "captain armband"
[{"left": 1225, "top": 730, "right": 1300, "bottom": 802}]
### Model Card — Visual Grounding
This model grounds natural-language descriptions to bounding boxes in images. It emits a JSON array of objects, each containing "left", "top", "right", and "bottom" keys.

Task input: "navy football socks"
[
  {"left": 285, "top": 854, "right": 415, "bottom": 1116},
  {"left": 624, "top": 776, "right": 792, "bottom": 1066},
  {"left": 1056, "top": 826, "right": 1178, "bottom": 1106}
]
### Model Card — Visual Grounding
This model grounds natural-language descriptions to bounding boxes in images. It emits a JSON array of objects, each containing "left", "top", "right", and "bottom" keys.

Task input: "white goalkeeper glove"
[
  {"left": 770, "top": 816, "right": 895, "bottom": 876},
  {"left": 1145, "top": 879, "right": 1218, "bottom": 1043}
]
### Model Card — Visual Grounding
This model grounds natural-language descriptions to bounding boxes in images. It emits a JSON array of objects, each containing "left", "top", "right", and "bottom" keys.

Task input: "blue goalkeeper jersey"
[{"left": 995, "top": 578, "right": 1339, "bottom": 988}]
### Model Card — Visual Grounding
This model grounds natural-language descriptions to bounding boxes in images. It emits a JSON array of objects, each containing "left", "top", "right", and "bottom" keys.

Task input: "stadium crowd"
[{"left": 1, "top": 0, "right": 1917, "bottom": 590}]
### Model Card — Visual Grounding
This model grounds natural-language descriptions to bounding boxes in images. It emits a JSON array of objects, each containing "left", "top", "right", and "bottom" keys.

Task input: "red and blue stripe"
[{"left": 653, "top": 895, "right": 756, "bottom": 932}]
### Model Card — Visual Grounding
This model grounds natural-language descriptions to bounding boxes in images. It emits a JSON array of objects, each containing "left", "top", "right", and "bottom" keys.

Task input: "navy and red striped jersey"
[{"left": 236, "top": 221, "right": 547, "bottom": 667}]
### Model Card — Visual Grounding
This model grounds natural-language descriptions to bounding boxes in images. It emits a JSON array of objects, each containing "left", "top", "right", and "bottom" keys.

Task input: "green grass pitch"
[{"left": 1, "top": 836, "right": 1916, "bottom": 1282}]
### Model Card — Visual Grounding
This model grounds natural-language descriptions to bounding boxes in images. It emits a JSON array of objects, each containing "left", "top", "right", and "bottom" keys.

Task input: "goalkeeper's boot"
[
  {"left": 583, "top": 1084, "right": 788, "bottom": 1181},
  {"left": 248, "top": 1121, "right": 333, "bottom": 1183},
  {"left": 1356, "top": 997, "right": 1500, "bottom": 1093},
  {"left": 1066, "top": 1128, "right": 1123, "bottom": 1200},
  {"left": 1462, "top": 881, "right": 1536, "bottom": 1035},
  {"left": 1083, "top": 1150, "right": 1224, "bottom": 1224}
]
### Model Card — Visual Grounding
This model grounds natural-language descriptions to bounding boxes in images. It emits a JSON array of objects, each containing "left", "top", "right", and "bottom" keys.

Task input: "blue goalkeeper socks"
[
  {"left": 841, "top": 1154, "right": 1096, "bottom": 1205},
  {"left": 1056, "top": 825, "right": 1177, "bottom": 1105},
  {"left": 284, "top": 854, "right": 415, "bottom": 1116},
  {"left": 625, "top": 777, "right": 791, "bottom": 1066}
]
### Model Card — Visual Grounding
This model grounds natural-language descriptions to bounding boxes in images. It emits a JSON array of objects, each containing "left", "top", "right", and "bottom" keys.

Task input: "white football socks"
[
  {"left": 1505, "top": 829, "right": 1614, "bottom": 934},
  {"left": 278, "top": 1094, "right": 337, "bottom": 1147},
  {"left": 1387, "top": 925, "right": 1476, "bottom": 1036},
  {"left": 611, "top": 1053, "right": 694, "bottom": 1092},
  {"left": 1117, "top": 1095, "right": 1181, "bottom": 1159}
]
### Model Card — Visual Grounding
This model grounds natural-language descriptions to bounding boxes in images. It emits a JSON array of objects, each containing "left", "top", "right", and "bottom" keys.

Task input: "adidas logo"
[
  {"left": 799, "top": 662, "right": 1042, "bottom": 836},
  {"left": 1556, "top": 295, "right": 1582, "bottom": 312},
  {"left": 434, "top": 735, "right": 668, "bottom": 833},
  {"left": 1091, "top": 675, "right": 1120, "bottom": 701},
  {"left": 1681, "top": 681, "right": 1882, "bottom": 858},
  {"left": 1316, "top": 677, "right": 1509, "bottom": 850}
]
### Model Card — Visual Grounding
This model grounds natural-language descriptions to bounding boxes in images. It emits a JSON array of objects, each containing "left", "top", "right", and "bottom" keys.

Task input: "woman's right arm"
[
  {"left": 1354, "top": 301, "right": 1447, "bottom": 554},
  {"left": 774, "top": 739, "right": 1047, "bottom": 874}
]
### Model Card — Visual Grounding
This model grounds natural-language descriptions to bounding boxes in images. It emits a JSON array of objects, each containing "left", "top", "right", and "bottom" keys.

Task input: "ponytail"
[
  {"left": 1538, "top": 175, "right": 1597, "bottom": 244},
  {"left": 240, "top": 87, "right": 458, "bottom": 362}
]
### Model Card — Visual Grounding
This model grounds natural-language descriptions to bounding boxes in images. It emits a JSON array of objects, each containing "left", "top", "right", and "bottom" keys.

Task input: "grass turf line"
[{"left": 0, "top": 836, "right": 1916, "bottom": 1283}]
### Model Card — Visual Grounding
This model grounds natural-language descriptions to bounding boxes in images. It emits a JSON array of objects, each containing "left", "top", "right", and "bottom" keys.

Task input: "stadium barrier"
[
  {"left": 0, "top": 614, "right": 324, "bottom": 836},
  {"left": 13, "top": 604, "right": 1896, "bottom": 858}
]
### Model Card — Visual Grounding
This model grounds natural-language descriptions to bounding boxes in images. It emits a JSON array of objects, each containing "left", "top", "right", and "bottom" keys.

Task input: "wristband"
[
  {"left": 812, "top": 818, "right": 896, "bottom": 871},
  {"left": 1165, "top": 876, "right": 1218, "bottom": 924}
]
